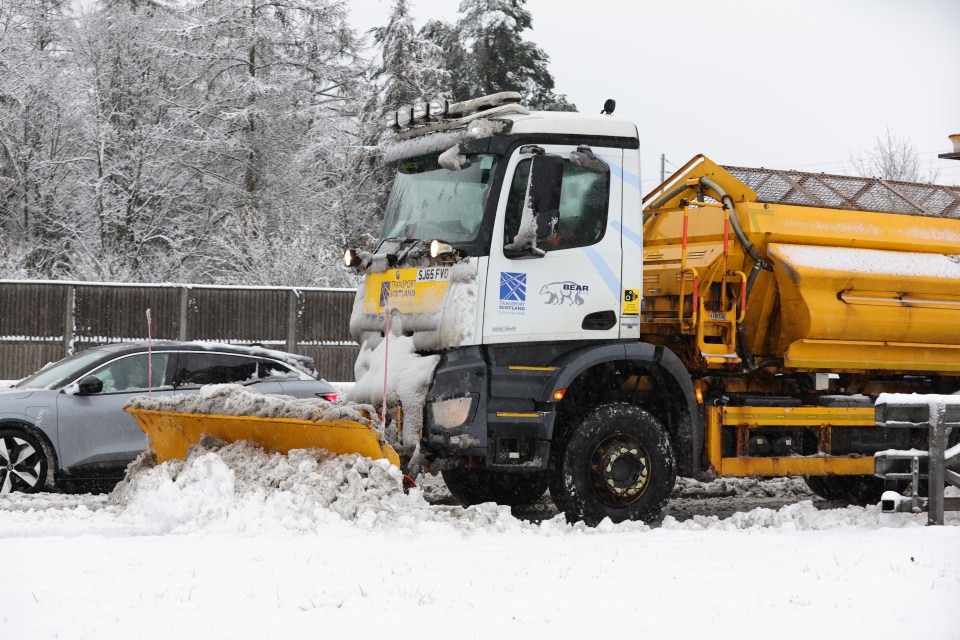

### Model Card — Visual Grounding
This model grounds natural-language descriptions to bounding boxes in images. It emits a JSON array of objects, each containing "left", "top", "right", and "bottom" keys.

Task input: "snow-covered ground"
[{"left": 1, "top": 442, "right": 957, "bottom": 639}]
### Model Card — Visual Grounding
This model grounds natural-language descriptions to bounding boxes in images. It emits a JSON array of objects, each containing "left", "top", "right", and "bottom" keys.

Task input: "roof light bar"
[
  {"left": 428, "top": 99, "right": 447, "bottom": 119},
  {"left": 384, "top": 92, "right": 523, "bottom": 132},
  {"left": 396, "top": 106, "right": 414, "bottom": 128}
]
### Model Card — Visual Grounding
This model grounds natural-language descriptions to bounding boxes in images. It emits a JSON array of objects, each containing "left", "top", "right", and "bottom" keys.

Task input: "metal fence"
[{"left": 0, "top": 281, "right": 361, "bottom": 381}]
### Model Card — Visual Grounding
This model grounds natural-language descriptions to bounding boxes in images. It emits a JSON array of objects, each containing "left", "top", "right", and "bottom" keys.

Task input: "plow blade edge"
[{"left": 125, "top": 408, "right": 401, "bottom": 467}]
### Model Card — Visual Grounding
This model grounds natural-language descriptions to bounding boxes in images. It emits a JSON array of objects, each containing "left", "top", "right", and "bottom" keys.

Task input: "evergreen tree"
[
  {"left": 423, "top": 0, "right": 575, "bottom": 110},
  {"left": 372, "top": 0, "right": 448, "bottom": 111}
]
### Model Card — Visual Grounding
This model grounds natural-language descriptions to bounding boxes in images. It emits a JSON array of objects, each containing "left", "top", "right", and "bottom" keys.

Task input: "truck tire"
[
  {"left": 0, "top": 428, "right": 54, "bottom": 494},
  {"left": 551, "top": 404, "right": 676, "bottom": 525},
  {"left": 441, "top": 468, "right": 548, "bottom": 508},
  {"left": 803, "top": 475, "right": 886, "bottom": 505}
]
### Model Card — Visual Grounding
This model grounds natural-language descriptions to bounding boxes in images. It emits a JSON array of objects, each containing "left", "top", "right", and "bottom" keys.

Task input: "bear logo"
[{"left": 540, "top": 281, "right": 588, "bottom": 306}]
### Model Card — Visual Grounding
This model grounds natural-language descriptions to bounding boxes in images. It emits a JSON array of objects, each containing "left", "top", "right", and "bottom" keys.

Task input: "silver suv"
[{"left": 0, "top": 341, "right": 339, "bottom": 494}]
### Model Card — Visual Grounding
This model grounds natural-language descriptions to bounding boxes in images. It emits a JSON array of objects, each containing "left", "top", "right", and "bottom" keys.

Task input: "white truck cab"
[{"left": 346, "top": 93, "right": 700, "bottom": 525}]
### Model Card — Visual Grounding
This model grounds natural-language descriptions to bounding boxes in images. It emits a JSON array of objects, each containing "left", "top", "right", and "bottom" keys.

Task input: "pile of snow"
[
  {"left": 104, "top": 440, "right": 557, "bottom": 536},
  {"left": 6, "top": 438, "right": 957, "bottom": 541},
  {"left": 127, "top": 384, "right": 379, "bottom": 427},
  {"left": 349, "top": 334, "right": 439, "bottom": 467}
]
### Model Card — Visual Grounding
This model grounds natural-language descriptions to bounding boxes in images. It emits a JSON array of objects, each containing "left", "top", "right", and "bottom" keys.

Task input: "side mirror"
[
  {"left": 438, "top": 143, "right": 471, "bottom": 171},
  {"left": 569, "top": 146, "right": 609, "bottom": 174},
  {"left": 77, "top": 375, "right": 103, "bottom": 395}
]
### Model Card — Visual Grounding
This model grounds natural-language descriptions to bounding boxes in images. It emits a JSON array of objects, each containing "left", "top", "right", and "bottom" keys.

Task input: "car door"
[
  {"left": 56, "top": 351, "right": 176, "bottom": 473},
  {"left": 482, "top": 144, "right": 624, "bottom": 344}
]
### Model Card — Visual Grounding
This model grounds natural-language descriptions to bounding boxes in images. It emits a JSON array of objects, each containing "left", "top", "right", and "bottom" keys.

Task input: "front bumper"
[{"left": 421, "top": 346, "right": 555, "bottom": 472}]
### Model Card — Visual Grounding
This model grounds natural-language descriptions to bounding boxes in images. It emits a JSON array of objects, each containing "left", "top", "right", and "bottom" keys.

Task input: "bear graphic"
[{"left": 540, "top": 281, "right": 586, "bottom": 306}]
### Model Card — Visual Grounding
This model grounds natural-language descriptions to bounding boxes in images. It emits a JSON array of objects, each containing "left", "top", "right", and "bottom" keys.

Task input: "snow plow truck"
[{"left": 140, "top": 91, "right": 960, "bottom": 525}]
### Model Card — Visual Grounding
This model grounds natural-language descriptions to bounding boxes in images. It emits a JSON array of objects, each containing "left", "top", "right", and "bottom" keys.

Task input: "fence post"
[
  {"left": 287, "top": 289, "right": 298, "bottom": 353},
  {"left": 928, "top": 400, "right": 947, "bottom": 526},
  {"left": 179, "top": 286, "right": 189, "bottom": 341},
  {"left": 64, "top": 285, "right": 75, "bottom": 356}
]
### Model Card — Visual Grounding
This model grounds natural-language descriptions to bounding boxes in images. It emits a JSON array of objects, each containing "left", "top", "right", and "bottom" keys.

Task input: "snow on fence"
[
  {"left": 0, "top": 280, "right": 360, "bottom": 381},
  {"left": 875, "top": 394, "right": 960, "bottom": 525}
]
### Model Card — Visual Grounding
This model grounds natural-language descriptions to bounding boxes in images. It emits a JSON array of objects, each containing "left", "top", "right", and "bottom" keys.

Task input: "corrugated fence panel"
[
  {"left": 298, "top": 289, "right": 356, "bottom": 343},
  {"left": 0, "top": 342, "right": 65, "bottom": 380},
  {"left": 75, "top": 285, "right": 182, "bottom": 340},
  {"left": 187, "top": 288, "right": 290, "bottom": 342},
  {"left": 298, "top": 345, "right": 361, "bottom": 382},
  {"left": 0, "top": 283, "right": 67, "bottom": 338},
  {"left": 0, "top": 283, "right": 360, "bottom": 380}
]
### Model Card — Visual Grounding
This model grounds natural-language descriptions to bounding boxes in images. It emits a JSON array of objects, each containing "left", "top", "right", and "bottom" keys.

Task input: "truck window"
[
  {"left": 503, "top": 157, "right": 609, "bottom": 253},
  {"left": 381, "top": 153, "right": 498, "bottom": 244}
]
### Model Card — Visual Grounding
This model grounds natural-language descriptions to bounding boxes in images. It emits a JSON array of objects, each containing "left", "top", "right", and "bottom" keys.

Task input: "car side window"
[
  {"left": 257, "top": 359, "right": 300, "bottom": 380},
  {"left": 175, "top": 353, "right": 259, "bottom": 387},
  {"left": 503, "top": 157, "right": 609, "bottom": 253},
  {"left": 92, "top": 353, "right": 170, "bottom": 393}
]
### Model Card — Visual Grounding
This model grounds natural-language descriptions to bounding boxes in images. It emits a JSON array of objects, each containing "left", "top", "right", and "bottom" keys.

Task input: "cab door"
[{"left": 482, "top": 144, "right": 624, "bottom": 344}]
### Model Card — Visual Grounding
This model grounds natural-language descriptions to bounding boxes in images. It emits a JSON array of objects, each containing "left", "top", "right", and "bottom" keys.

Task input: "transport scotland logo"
[
  {"left": 379, "top": 282, "right": 391, "bottom": 307},
  {"left": 499, "top": 272, "right": 526, "bottom": 314}
]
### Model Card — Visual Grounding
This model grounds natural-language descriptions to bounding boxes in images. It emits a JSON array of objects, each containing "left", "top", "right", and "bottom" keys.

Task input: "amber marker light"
[
  {"left": 552, "top": 389, "right": 566, "bottom": 401},
  {"left": 695, "top": 387, "right": 704, "bottom": 404}
]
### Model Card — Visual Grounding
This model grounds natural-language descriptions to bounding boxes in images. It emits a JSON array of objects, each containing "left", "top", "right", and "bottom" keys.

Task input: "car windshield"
[
  {"left": 15, "top": 348, "right": 113, "bottom": 390},
  {"left": 380, "top": 152, "right": 498, "bottom": 244}
]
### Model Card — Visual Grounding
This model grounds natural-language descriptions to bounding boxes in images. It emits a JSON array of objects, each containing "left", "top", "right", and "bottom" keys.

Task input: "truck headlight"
[{"left": 430, "top": 396, "right": 475, "bottom": 429}]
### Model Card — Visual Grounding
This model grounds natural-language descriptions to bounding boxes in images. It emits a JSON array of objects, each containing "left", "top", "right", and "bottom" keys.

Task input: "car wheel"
[
  {"left": 0, "top": 428, "right": 53, "bottom": 494},
  {"left": 441, "top": 468, "right": 549, "bottom": 507},
  {"left": 552, "top": 404, "right": 676, "bottom": 525}
]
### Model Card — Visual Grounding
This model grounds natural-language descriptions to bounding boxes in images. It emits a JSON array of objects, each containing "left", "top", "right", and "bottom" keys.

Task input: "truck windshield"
[{"left": 381, "top": 152, "right": 498, "bottom": 244}]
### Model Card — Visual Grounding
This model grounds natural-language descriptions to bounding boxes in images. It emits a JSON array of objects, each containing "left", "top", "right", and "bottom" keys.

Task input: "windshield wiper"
[
  {"left": 375, "top": 236, "right": 417, "bottom": 253},
  {"left": 374, "top": 236, "right": 428, "bottom": 266}
]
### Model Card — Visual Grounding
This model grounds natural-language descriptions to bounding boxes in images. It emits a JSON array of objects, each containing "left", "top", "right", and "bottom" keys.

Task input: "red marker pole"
[
  {"left": 381, "top": 308, "right": 391, "bottom": 426},
  {"left": 146, "top": 308, "right": 152, "bottom": 395}
]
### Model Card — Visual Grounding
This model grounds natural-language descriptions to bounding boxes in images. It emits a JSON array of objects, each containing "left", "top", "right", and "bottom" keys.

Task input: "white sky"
[{"left": 347, "top": 0, "right": 960, "bottom": 190}]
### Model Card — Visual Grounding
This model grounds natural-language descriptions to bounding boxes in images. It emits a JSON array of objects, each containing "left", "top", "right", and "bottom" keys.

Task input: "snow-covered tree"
[
  {"left": 350, "top": 0, "right": 450, "bottom": 233},
  {"left": 0, "top": 0, "right": 82, "bottom": 276},
  {"left": 372, "top": 0, "right": 448, "bottom": 111},
  {"left": 424, "top": 0, "right": 575, "bottom": 110},
  {"left": 68, "top": 3, "right": 209, "bottom": 281}
]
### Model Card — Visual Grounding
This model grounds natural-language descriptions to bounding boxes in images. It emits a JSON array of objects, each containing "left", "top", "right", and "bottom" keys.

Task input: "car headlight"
[{"left": 430, "top": 396, "right": 475, "bottom": 430}]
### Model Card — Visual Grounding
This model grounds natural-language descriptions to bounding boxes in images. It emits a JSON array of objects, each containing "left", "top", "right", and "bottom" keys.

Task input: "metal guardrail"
[{"left": 874, "top": 396, "right": 960, "bottom": 525}]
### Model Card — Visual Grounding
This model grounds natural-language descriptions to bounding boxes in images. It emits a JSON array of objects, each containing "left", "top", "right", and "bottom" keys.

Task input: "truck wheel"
[
  {"left": 552, "top": 404, "right": 676, "bottom": 525},
  {"left": 803, "top": 475, "right": 886, "bottom": 505},
  {"left": 441, "top": 468, "right": 548, "bottom": 507},
  {"left": 0, "top": 428, "right": 53, "bottom": 494}
]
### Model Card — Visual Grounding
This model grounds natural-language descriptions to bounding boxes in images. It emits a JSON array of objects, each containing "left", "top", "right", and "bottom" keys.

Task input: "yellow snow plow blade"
[{"left": 125, "top": 408, "right": 401, "bottom": 467}]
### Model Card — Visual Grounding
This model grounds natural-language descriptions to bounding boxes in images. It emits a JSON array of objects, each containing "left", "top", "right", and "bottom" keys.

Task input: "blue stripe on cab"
[
  {"left": 582, "top": 247, "right": 621, "bottom": 298},
  {"left": 607, "top": 162, "right": 641, "bottom": 190},
  {"left": 611, "top": 220, "right": 643, "bottom": 248}
]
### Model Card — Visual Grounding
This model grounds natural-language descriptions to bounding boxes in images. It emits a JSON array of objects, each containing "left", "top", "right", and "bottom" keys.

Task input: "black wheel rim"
[
  {"left": 588, "top": 434, "right": 651, "bottom": 507},
  {"left": 0, "top": 435, "right": 43, "bottom": 494}
]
